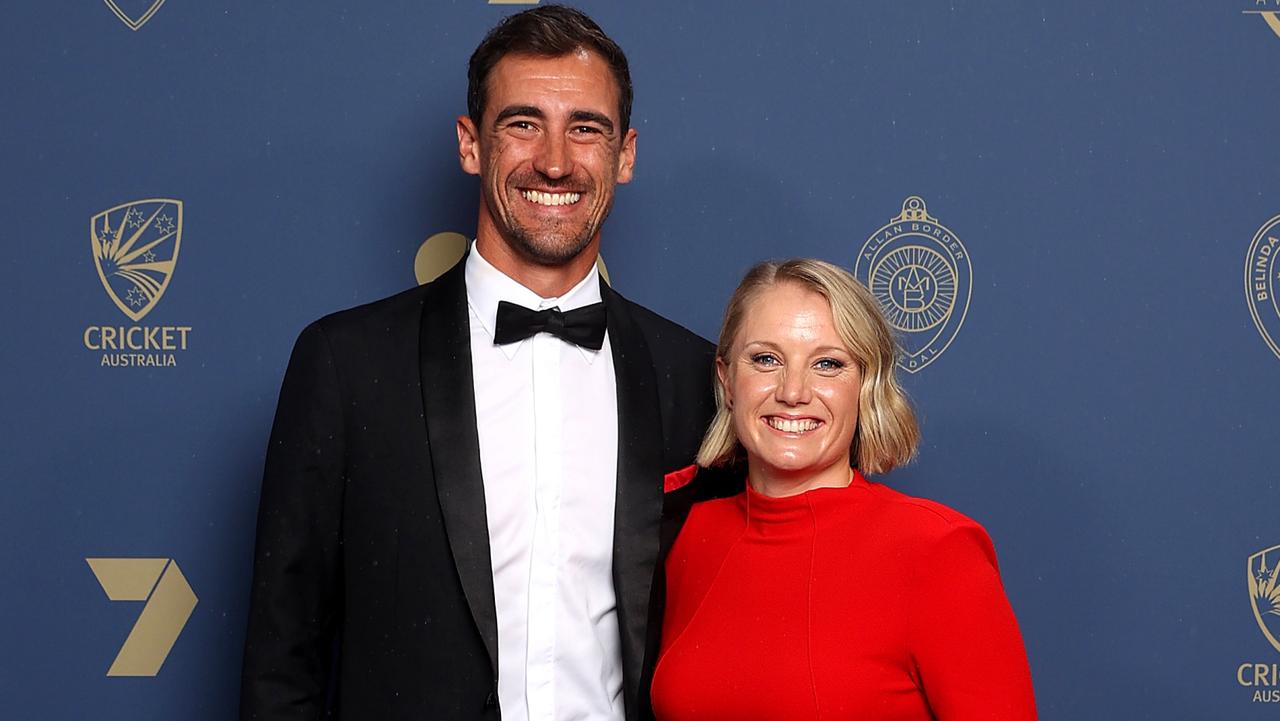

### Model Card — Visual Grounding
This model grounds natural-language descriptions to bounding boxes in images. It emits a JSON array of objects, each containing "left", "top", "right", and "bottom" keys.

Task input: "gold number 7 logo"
[{"left": 85, "top": 558, "right": 198, "bottom": 676}]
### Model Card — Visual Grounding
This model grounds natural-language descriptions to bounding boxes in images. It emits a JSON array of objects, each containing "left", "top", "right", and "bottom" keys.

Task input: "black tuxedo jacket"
[{"left": 240, "top": 261, "right": 717, "bottom": 721}]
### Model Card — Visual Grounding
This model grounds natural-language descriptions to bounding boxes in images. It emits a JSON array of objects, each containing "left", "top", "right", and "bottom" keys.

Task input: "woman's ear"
[{"left": 716, "top": 357, "right": 731, "bottom": 410}]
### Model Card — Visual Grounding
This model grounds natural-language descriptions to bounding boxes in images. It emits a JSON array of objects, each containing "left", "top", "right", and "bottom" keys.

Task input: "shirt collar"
[{"left": 465, "top": 241, "right": 606, "bottom": 362}]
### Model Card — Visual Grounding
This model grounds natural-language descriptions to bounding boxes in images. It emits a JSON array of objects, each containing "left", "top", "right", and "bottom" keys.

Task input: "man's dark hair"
[{"left": 467, "top": 5, "right": 633, "bottom": 134}]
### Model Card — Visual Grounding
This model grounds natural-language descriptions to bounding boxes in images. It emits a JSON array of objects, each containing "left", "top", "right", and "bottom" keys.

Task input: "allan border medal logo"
[
  {"left": 85, "top": 199, "right": 191, "bottom": 367},
  {"left": 1246, "top": 214, "right": 1280, "bottom": 360},
  {"left": 103, "top": 0, "right": 167, "bottom": 31},
  {"left": 1238, "top": 545, "right": 1280, "bottom": 702},
  {"left": 856, "top": 197, "right": 972, "bottom": 374}
]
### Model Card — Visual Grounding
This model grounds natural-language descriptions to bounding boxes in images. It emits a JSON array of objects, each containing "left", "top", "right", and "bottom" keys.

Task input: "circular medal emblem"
[{"left": 871, "top": 244, "right": 956, "bottom": 333}]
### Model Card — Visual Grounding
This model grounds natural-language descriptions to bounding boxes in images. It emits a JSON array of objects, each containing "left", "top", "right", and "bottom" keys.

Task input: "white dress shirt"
[{"left": 465, "top": 244, "right": 622, "bottom": 721}]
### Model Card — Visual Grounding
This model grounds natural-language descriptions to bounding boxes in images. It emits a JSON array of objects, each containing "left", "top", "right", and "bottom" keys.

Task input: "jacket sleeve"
[
  {"left": 908, "top": 522, "right": 1038, "bottom": 721},
  {"left": 240, "top": 321, "right": 347, "bottom": 721}
]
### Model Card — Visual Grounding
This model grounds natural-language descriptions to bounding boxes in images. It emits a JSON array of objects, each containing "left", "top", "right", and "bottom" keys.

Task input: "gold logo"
[
  {"left": 91, "top": 199, "right": 182, "bottom": 322},
  {"left": 1244, "top": 1, "right": 1280, "bottom": 38},
  {"left": 85, "top": 558, "right": 198, "bottom": 676},
  {"left": 84, "top": 199, "right": 191, "bottom": 367},
  {"left": 1240, "top": 544, "right": 1280, "bottom": 700},
  {"left": 414, "top": 231, "right": 610, "bottom": 286},
  {"left": 1250, "top": 546, "right": 1280, "bottom": 654},
  {"left": 415, "top": 232, "right": 471, "bottom": 285},
  {"left": 856, "top": 197, "right": 972, "bottom": 374},
  {"left": 1246, "top": 214, "right": 1280, "bottom": 360},
  {"left": 103, "top": 0, "right": 167, "bottom": 31}
]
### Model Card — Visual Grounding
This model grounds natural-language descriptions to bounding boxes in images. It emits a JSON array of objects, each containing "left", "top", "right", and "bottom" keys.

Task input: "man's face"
[{"left": 458, "top": 50, "right": 637, "bottom": 267}]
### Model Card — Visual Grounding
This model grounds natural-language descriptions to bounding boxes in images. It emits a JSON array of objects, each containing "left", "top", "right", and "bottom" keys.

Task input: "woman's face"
[{"left": 719, "top": 282, "right": 863, "bottom": 490}]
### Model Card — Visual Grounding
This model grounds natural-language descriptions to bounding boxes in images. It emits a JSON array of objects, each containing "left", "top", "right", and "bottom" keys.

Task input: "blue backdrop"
[{"left": 3, "top": 1, "right": 1279, "bottom": 718}]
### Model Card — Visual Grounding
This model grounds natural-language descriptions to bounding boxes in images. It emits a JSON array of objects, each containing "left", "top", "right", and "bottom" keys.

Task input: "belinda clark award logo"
[{"left": 85, "top": 199, "right": 192, "bottom": 367}]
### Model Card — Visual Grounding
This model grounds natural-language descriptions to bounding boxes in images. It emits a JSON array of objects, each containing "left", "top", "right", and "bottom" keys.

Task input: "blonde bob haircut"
[{"left": 696, "top": 258, "right": 920, "bottom": 475}]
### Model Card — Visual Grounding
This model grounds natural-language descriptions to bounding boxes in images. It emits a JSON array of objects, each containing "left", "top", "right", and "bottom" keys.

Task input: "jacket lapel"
[
  {"left": 416, "top": 266, "right": 665, "bottom": 704},
  {"left": 601, "top": 282, "right": 665, "bottom": 718},
  {"left": 418, "top": 261, "right": 499, "bottom": 675}
]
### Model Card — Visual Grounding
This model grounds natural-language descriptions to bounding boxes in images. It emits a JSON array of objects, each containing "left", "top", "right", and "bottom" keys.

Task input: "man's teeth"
[
  {"left": 521, "top": 190, "right": 581, "bottom": 206},
  {"left": 766, "top": 417, "right": 820, "bottom": 433}
]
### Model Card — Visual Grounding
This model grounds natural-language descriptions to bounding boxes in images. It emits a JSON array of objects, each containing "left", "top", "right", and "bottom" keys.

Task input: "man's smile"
[{"left": 519, "top": 189, "right": 583, "bottom": 207}]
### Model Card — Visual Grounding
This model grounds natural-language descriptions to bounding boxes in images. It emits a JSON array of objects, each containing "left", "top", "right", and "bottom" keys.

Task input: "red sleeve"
[{"left": 908, "top": 521, "right": 1037, "bottom": 721}]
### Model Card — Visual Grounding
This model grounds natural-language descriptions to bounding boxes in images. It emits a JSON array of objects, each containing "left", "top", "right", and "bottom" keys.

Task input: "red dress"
[{"left": 651, "top": 471, "right": 1036, "bottom": 721}]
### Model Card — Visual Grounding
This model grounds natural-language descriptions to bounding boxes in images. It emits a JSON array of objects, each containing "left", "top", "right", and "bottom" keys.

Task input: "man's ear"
[
  {"left": 457, "top": 116, "right": 481, "bottom": 176},
  {"left": 615, "top": 128, "right": 637, "bottom": 184}
]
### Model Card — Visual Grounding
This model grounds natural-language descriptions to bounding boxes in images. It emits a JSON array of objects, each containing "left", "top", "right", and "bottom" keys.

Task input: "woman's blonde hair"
[{"left": 696, "top": 258, "right": 919, "bottom": 475}]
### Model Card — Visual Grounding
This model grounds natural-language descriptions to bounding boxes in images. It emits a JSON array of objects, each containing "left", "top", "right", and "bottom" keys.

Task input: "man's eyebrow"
[
  {"left": 492, "top": 105, "right": 545, "bottom": 125},
  {"left": 570, "top": 110, "right": 615, "bottom": 133}
]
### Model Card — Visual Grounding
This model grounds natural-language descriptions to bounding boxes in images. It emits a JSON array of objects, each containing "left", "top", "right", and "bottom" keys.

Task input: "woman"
[{"left": 651, "top": 259, "right": 1036, "bottom": 721}]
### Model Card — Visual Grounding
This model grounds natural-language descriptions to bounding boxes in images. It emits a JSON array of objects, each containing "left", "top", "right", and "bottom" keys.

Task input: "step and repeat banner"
[{"left": 2, "top": 1, "right": 1278, "bottom": 719}]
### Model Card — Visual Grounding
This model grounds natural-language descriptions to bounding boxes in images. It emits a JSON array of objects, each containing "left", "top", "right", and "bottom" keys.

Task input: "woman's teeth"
[{"left": 766, "top": 417, "right": 819, "bottom": 433}]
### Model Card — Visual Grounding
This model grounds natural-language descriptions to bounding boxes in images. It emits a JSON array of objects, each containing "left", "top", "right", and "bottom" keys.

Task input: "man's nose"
[{"left": 533, "top": 133, "right": 573, "bottom": 180}]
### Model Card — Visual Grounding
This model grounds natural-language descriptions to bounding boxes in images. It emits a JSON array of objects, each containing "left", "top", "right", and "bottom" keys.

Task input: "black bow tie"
[{"left": 493, "top": 300, "right": 607, "bottom": 350}]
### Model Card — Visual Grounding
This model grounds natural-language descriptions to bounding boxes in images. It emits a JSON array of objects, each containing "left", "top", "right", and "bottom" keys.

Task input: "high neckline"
[{"left": 738, "top": 470, "right": 870, "bottom": 533}]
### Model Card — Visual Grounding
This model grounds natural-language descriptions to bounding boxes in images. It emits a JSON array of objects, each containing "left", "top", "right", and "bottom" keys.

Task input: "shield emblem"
[
  {"left": 856, "top": 197, "right": 973, "bottom": 374},
  {"left": 1248, "top": 545, "right": 1280, "bottom": 654},
  {"left": 90, "top": 199, "right": 182, "bottom": 322},
  {"left": 102, "top": 0, "right": 167, "bottom": 31}
]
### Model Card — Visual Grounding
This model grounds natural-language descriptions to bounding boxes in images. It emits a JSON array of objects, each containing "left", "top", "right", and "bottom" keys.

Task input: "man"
[{"left": 240, "top": 7, "right": 716, "bottom": 721}]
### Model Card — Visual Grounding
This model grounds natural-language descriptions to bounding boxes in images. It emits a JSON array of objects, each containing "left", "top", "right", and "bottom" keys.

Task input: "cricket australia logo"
[
  {"left": 856, "top": 197, "right": 972, "bottom": 374},
  {"left": 91, "top": 199, "right": 182, "bottom": 322},
  {"left": 1249, "top": 545, "right": 1280, "bottom": 654},
  {"left": 1246, "top": 214, "right": 1280, "bottom": 360},
  {"left": 103, "top": 0, "right": 167, "bottom": 31}
]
